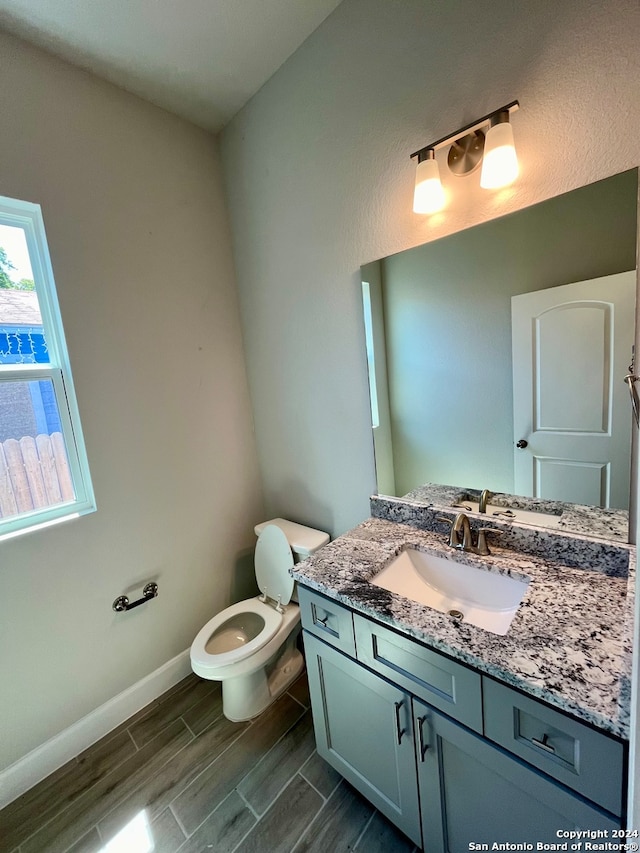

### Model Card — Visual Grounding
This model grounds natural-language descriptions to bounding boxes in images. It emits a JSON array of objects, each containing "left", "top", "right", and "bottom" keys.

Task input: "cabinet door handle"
[
  {"left": 531, "top": 734, "right": 556, "bottom": 754},
  {"left": 416, "top": 715, "right": 429, "bottom": 761},
  {"left": 394, "top": 701, "right": 407, "bottom": 745}
]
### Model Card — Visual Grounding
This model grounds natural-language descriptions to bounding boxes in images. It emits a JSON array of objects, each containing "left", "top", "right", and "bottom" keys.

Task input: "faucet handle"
[{"left": 476, "top": 527, "right": 503, "bottom": 556}]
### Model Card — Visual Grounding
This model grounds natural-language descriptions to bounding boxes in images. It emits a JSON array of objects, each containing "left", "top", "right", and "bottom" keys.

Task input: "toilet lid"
[{"left": 255, "top": 524, "right": 295, "bottom": 605}]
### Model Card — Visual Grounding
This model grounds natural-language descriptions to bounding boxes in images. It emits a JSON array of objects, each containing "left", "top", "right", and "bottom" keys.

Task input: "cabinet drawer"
[
  {"left": 483, "top": 677, "right": 624, "bottom": 816},
  {"left": 298, "top": 586, "right": 356, "bottom": 657},
  {"left": 353, "top": 613, "right": 482, "bottom": 732}
]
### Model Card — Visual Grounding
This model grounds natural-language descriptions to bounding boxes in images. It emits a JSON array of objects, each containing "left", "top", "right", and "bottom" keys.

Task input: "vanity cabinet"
[{"left": 298, "top": 586, "right": 624, "bottom": 850}]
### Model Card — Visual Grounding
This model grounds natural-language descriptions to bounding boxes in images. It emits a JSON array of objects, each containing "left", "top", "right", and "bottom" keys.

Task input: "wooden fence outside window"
[{"left": 0, "top": 432, "right": 73, "bottom": 518}]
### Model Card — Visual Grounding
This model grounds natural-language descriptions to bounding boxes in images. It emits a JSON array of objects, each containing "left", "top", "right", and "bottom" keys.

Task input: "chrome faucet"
[
  {"left": 478, "top": 489, "right": 493, "bottom": 513},
  {"left": 438, "top": 512, "right": 502, "bottom": 556}
]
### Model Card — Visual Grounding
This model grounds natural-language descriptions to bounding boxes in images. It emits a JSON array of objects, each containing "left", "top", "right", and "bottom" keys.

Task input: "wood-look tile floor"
[{"left": 0, "top": 671, "right": 418, "bottom": 853}]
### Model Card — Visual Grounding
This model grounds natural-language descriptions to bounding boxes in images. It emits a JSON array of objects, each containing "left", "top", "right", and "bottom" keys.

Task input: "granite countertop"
[
  {"left": 292, "top": 517, "right": 635, "bottom": 739},
  {"left": 403, "top": 483, "right": 629, "bottom": 541}
]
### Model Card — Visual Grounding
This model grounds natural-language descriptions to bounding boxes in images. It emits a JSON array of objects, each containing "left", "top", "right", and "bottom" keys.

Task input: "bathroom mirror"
[{"left": 362, "top": 168, "right": 639, "bottom": 542}]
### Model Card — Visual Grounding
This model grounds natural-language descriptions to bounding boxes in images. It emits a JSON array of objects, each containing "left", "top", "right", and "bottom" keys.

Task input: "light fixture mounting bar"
[{"left": 410, "top": 100, "right": 519, "bottom": 161}]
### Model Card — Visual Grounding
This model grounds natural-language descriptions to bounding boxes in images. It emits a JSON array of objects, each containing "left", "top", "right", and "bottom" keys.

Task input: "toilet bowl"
[{"left": 190, "top": 518, "right": 329, "bottom": 721}]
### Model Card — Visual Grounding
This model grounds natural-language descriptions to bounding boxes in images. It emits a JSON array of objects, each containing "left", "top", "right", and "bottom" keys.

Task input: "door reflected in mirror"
[{"left": 361, "top": 169, "right": 638, "bottom": 541}]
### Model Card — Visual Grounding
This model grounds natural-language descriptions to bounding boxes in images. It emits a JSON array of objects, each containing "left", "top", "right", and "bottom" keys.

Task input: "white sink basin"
[
  {"left": 456, "top": 500, "right": 562, "bottom": 528},
  {"left": 371, "top": 548, "right": 530, "bottom": 635}
]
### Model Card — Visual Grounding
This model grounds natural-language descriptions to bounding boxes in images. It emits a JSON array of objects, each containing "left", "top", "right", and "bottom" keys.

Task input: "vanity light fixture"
[
  {"left": 413, "top": 149, "right": 446, "bottom": 214},
  {"left": 480, "top": 109, "right": 519, "bottom": 189},
  {"left": 411, "top": 100, "right": 519, "bottom": 213}
]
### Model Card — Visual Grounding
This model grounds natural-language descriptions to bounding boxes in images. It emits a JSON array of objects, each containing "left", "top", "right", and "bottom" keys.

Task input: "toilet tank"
[{"left": 254, "top": 518, "right": 329, "bottom": 561}]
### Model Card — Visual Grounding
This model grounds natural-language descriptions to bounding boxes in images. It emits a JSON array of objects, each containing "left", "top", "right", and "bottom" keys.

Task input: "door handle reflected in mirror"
[{"left": 516, "top": 439, "right": 528, "bottom": 449}]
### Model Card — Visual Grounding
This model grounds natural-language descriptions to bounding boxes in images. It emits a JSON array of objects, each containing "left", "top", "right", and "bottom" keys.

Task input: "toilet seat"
[
  {"left": 190, "top": 598, "right": 283, "bottom": 672},
  {"left": 254, "top": 524, "right": 294, "bottom": 605}
]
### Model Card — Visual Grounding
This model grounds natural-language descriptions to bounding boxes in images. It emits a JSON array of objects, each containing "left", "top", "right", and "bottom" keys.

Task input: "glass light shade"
[
  {"left": 413, "top": 157, "right": 445, "bottom": 214},
  {"left": 480, "top": 121, "right": 519, "bottom": 189}
]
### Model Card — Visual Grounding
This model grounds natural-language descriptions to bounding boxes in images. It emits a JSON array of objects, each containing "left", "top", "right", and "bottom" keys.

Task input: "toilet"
[{"left": 190, "top": 518, "right": 329, "bottom": 721}]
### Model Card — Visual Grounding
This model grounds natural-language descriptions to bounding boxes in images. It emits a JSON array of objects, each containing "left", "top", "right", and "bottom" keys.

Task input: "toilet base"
[{"left": 221, "top": 640, "right": 304, "bottom": 721}]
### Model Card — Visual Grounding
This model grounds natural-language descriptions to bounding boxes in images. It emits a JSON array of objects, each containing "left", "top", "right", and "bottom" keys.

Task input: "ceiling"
[{"left": 0, "top": 0, "right": 343, "bottom": 132}]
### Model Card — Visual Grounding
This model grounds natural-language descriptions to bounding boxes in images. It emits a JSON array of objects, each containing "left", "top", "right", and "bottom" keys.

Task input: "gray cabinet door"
[
  {"left": 415, "top": 700, "right": 620, "bottom": 852},
  {"left": 303, "top": 631, "right": 422, "bottom": 847}
]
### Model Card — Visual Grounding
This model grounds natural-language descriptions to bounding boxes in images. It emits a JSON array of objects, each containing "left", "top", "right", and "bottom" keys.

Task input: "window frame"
[
  {"left": 0, "top": 195, "right": 95, "bottom": 540},
  {"left": 361, "top": 280, "right": 380, "bottom": 429}
]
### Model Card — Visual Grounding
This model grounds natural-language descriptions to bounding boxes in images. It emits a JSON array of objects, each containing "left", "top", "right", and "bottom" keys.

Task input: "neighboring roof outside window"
[{"left": 0, "top": 289, "right": 42, "bottom": 326}]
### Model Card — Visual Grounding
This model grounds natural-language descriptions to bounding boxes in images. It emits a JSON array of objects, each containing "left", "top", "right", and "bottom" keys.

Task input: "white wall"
[
  {"left": 220, "top": 0, "right": 640, "bottom": 538},
  {"left": 0, "top": 31, "right": 263, "bottom": 771}
]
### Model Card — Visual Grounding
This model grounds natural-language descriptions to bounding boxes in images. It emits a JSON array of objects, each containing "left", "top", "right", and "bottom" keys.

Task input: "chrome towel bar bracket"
[{"left": 113, "top": 582, "right": 158, "bottom": 612}]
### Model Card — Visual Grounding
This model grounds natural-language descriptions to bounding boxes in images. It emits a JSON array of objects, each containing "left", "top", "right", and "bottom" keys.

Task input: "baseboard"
[{"left": 0, "top": 648, "right": 192, "bottom": 810}]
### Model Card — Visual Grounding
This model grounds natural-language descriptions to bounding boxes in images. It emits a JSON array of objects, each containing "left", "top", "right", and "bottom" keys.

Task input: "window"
[{"left": 0, "top": 195, "right": 95, "bottom": 539}]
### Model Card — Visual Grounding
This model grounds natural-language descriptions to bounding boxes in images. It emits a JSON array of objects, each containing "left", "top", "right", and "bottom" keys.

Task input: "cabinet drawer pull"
[
  {"left": 417, "top": 715, "right": 429, "bottom": 761},
  {"left": 531, "top": 734, "right": 556, "bottom": 754},
  {"left": 316, "top": 613, "right": 329, "bottom": 627},
  {"left": 394, "top": 701, "right": 407, "bottom": 745}
]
